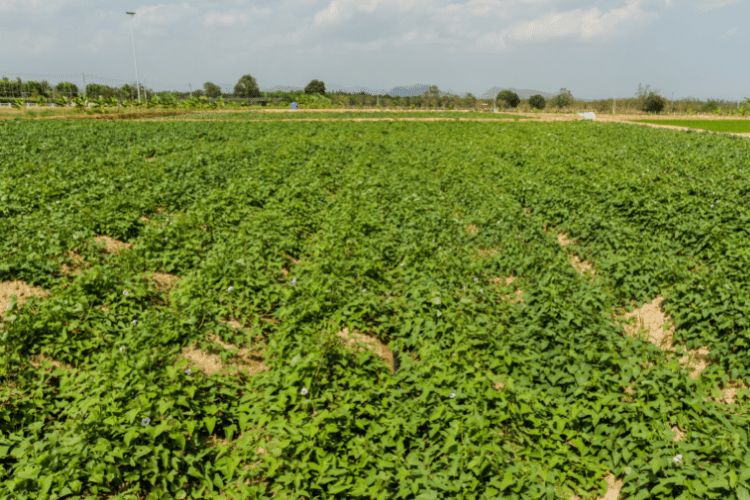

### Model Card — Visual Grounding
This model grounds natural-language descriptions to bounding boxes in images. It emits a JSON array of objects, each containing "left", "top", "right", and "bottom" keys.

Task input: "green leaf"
[
  {"left": 5, "top": 294, "right": 17, "bottom": 314},
  {"left": 499, "top": 471, "right": 514, "bottom": 491},
  {"left": 204, "top": 416, "right": 217, "bottom": 435},
  {"left": 170, "top": 431, "right": 186, "bottom": 451},
  {"left": 38, "top": 475, "right": 53, "bottom": 495},
  {"left": 707, "top": 476, "right": 729, "bottom": 490}
]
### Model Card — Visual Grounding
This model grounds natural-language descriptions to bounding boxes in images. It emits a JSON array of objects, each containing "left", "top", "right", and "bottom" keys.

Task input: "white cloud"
[
  {"left": 0, "top": 0, "right": 88, "bottom": 14},
  {"left": 402, "top": 29, "right": 418, "bottom": 42},
  {"left": 13, "top": 27, "right": 58, "bottom": 55},
  {"left": 721, "top": 26, "right": 738, "bottom": 38},
  {"left": 345, "top": 38, "right": 388, "bottom": 51},
  {"left": 475, "top": 0, "right": 655, "bottom": 52},
  {"left": 314, "top": 0, "right": 348, "bottom": 26},
  {"left": 204, "top": 11, "right": 250, "bottom": 26},
  {"left": 694, "top": 0, "right": 745, "bottom": 13},
  {"left": 287, "top": 28, "right": 306, "bottom": 45}
]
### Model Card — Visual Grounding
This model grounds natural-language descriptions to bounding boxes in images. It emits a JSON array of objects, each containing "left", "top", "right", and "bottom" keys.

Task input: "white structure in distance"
[
  {"left": 290, "top": 102, "right": 298, "bottom": 110},
  {"left": 577, "top": 112, "right": 596, "bottom": 120}
]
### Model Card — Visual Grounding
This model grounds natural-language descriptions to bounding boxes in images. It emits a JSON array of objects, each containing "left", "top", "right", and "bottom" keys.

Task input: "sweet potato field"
[{"left": 1, "top": 113, "right": 750, "bottom": 500}]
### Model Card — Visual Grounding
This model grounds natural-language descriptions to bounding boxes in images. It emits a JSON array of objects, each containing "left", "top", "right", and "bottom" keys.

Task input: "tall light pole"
[{"left": 126, "top": 12, "right": 141, "bottom": 101}]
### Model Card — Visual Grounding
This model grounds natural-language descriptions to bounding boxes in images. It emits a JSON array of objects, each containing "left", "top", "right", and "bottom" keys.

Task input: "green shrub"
[
  {"left": 496, "top": 90, "right": 520, "bottom": 109},
  {"left": 642, "top": 92, "right": 666, "bottom": 113},
  {"left": 528, "top": 94, "right": 546, "bottom": 110},
  {"left": 701, "top": 100, "right": 721, "bottom": 113},
  {"left": 550, "top": 88, "right": 574, "bottom": 108},
  {"left": 304, "top": 79, "right": 326, "bottom": 95}
]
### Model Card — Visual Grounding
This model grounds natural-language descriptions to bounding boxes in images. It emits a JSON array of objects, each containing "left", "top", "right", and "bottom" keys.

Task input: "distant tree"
[
  {"left": 642, "top": 92, "right": 666, "bottom": 113},
  {"left": 203, "top": 82, "right": 222, "bottom": 98},
  {"left": 635, "top": 83, "right": 661, "bottom": 111},
  {"left": 528, "top": 94, "right": 546, "bottom": 110},
  {"left": 701, "top": 99, "right": 722, "bottom": 113},
  {"left": 550, "top": 88, "right": 574, "bottom": 108},
  {"left": 84, "top": 83, "right": 118, "bottom": 99},
  {"left": 234, "top": 74, "right": 261, "bottom": 99},
  {"left": 425, "top": 85, "right": 440, "bottom": 99},
  {"left": 56, "top": 81, "right": 79, "bottom": 98},
  {"left": 461, "top": 92, "right": 477, "bottom": 108},
  {"left": 496, "top": 90, "right": 520, "bottom": 109},
  {"left": 304, "top": 79, "right": 326, "bottom": 95}
]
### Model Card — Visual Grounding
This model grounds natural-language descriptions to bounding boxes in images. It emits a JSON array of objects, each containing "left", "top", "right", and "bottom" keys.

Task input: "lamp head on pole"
[{"left": 126, "top": 11, "right": 135, "bottom": 17}]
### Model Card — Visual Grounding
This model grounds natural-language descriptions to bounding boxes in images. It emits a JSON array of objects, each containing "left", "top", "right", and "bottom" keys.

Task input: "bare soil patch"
[
  {"left": 93, "top": 235, "right": 133, "bottom": 254},
  {"left": 0, "top": 280, "right": 48, "bottom": 319}
]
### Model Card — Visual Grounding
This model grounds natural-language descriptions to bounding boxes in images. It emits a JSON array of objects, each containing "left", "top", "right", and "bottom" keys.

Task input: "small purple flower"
[
  {"left": 462, "top": 286, "right": 467, "bottom": 290},
  {"left": 141, "top": 417, "right": 150, "bottom": 427},
  {"left": 119, "top": 346, "right": 126, "bottom": 353},
  {"left": 227, "top": 286, "right": 233, "bottom": 293},
  {"left": 400, "top": 263, "right": 404, "bottom": 267},
  {"left": 56, "top": 201, "right": 60, "bottom": 204},
  {"left": 123, "top": 290, "right": 129, "bottom": 296},
  {"left": 164, "top": 237, "right": 169, "bottom": 242},
  {"left": 291, "top": 278, "right": 297, "bottom": 285},
  {"left": 480, "top": 289, "right": 484, "bottom": 293},
  {"left": 131, "top": 319, "right": 137, "bottom": 326},
  {"left": 449, "top": 391, "right": 456, "bottom": 399},
  {"left": 362, "top": 288, "right": 367, "bottom": 293},
  {"left": 300, "top": 388, "right": 308, "bottom": 395},
  {"left": 473, "top": 277, "right": 478, "bottom": 282},
  {"left": 184, "top": 369, "right": 191, "bottom": 376}
]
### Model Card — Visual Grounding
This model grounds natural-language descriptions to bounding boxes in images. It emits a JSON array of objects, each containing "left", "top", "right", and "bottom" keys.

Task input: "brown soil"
[{"left": 0, "top": 280, "right": 48, "bottom": 319}]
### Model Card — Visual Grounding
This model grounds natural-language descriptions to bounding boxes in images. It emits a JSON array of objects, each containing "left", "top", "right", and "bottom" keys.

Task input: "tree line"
[{"left": 1, "top": 74, "right": 746, "bottom": 115}]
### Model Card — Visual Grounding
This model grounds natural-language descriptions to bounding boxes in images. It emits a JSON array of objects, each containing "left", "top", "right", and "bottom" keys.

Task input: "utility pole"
[
  {"left": 82, "top": 73, "right": 86, "bottom": 98},
  {"left": 126, "top": 12, "right": 141, "bottom": 101},
  {"left": 189, "top": 83, "right": 192, "bottom": 98},
  {"left": 613, "top": 94, "right": 615, "bottom": 115},
  {"left": 672, "top": 92, "right": 674, "bottom": 114}
]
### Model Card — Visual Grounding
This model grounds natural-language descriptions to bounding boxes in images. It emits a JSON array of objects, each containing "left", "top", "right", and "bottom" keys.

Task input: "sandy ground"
[{"left": 3, "top": 104, "right": 749, "bottom": 137}]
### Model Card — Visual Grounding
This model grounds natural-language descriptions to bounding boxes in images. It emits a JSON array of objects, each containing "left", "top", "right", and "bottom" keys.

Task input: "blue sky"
[{"left": 0, "top": 0, "right": 746, "bottom": 102}]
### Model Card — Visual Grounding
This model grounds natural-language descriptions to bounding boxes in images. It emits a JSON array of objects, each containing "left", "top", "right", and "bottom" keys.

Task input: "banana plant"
[
  {"left": 106, "top": 96, "right": 120, "bottom": 108},
  {"left": 90, "top": 96, "right": 106, "bottom": 109},
  {"left": 55, "top": 96, "right": 69, "bottom": 108},
  {"left": 11, "top": 99, "right": 24, "bottom": 110},
  {"left": 73, "top": 96, "right": 88, "bottom": 108},
  {"left": 163, "top": 94, "right": 178, "bottom": 108},
  {"left": 146, "top": 95, "right": 161, "bottom": 109}
]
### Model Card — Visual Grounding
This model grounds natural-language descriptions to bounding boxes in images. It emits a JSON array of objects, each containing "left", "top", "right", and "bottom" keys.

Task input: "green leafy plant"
[{"left": 1, "top": 112, "right": 750, "bottom": 500}]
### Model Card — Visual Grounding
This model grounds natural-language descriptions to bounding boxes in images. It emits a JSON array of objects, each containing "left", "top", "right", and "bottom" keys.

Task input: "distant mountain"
[
  {"left": 261, "top": 83, "right": 470, "bottom": 97},
  {"left": 261, "top": 85, "right": 304, "bottom": 93},
  {"left": 479, "top": 87, "right": 558, "bottom": 100},
  {"left": 324, "top": 83, "right": 390, "bottom": 95},
  {"left": 261, "top": 83, "right": 564, "bottom": 100}
]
